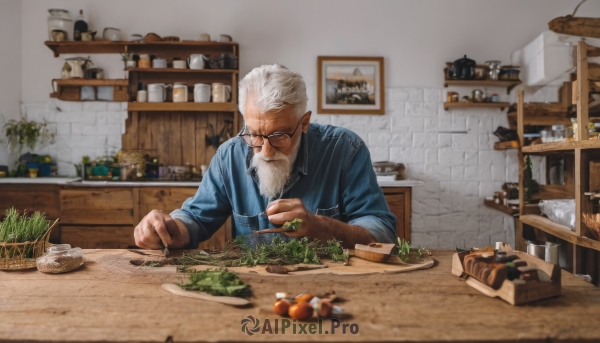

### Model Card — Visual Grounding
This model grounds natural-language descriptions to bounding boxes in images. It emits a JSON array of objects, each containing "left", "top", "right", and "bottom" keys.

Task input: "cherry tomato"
[
  {"left": 273, "top": 300, "right": 290, "bottom": 316},
  {"left": 294, "top": 293, "right": 314, "bottom": 303},
  {"left": 288, "top": 302, "right": 313, "bottom": 321}
]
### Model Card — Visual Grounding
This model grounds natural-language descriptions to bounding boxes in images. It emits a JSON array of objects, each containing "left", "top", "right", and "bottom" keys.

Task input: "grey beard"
[{"left": 251, "top": 141, "right": 300, "bottom": 199}]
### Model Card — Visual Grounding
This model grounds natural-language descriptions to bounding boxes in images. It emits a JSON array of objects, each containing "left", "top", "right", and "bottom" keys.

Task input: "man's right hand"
[{"left": 134, "top": 210, "right": 191, "bottom": 249}]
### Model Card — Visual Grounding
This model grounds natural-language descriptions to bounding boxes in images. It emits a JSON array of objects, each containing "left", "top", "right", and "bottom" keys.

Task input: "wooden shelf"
[
  {"left": 127, "top": 102, "right": 238, "bottom": 112},
  {"left": 521, "top": 140, "right": 600, "bottom": 154},
  {"left": 494, "top": 141, "right": 518, "bottom": 150},
  {"left": 126, "top": 68, "right": 237, "bottom": 73},
  {"left": 444, "top": 79, "right": 521, "bottom": 94},
  {"left": 521, "top": 215, "right": 600, "bottom": 251},
  {"left": 50, "top": 78, "right": 128, "bottom": 101},
  {"left": 484, "top": 199, "right": 519, "bottom": 216},
  {"left": 444, "top": 102, "right": 509, "bottom": 111},
  {"left": 506, "top": 102, "right": 570, "bottom": 129},
  {"left": 45, "top": 40, "right": 238, "bottom": 57}
]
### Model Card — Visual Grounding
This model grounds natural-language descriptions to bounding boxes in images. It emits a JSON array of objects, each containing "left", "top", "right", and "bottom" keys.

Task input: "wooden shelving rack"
[
  {"left": 516, "top": 41, "right": 600, "bottom": 282},
  {"left": 50, "top": 78, "right": 128, "bottom": 101},
  {"left": 45, "top": 39, "right": 243, "bottom": 169}
]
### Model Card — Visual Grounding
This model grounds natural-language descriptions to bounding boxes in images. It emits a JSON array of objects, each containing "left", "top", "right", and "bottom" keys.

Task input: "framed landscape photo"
[{"left": 317, "top": 56, "right": 385, "bottom": 115}]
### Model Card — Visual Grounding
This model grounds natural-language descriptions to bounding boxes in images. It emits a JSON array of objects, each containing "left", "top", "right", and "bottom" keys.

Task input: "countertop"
[
  {"left": 0, "top": 249, "right": 598, "bottom": 342},
  {"left": 0, "top": 177, "right": 424, "bottom": 188}
]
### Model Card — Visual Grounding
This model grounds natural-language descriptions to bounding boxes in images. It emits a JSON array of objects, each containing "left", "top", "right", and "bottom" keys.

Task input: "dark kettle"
[{"left": 449, "top": 55, "right": 475, "bottom": 80}]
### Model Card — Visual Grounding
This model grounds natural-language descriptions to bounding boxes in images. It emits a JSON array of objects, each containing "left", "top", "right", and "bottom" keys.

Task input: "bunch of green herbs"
[
  {"left": 0, "top": 208, "right": 49, "bottom": 243},
  {"left": 397, "top": 238, "right": 427, "bottom": 263},
  {"left": 179, "top": 235, "right": 344, "bottom": 267},
  {"left": 282, "top": 218, "right": 302, "bottom": 231},
  {"left": 180, "top": 268, "right": 249, "bottom": 297}
]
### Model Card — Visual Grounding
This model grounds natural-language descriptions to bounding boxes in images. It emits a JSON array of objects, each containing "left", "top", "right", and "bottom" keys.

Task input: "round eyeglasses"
[{"left": 239, "top": 120, "right": 301, "bottom": 148}]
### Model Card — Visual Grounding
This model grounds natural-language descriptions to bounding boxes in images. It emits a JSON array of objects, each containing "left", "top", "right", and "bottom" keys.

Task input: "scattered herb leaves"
[{"left": 180, "top": 268, "right": 249, "bottom": 297}]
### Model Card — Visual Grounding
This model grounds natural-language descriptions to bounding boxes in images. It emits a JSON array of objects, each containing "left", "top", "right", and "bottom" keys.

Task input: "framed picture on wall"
[{"left": 317, "top": 56, "right": 385, "bottom": 115}]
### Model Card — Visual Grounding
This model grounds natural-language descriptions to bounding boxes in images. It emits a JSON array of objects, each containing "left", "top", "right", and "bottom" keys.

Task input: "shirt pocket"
[
  {"left": 316, "top": 204, "right": 340, "bottom": 219},
  {"left": 232, "top": 211, "right": 259, "bottom": 232}
]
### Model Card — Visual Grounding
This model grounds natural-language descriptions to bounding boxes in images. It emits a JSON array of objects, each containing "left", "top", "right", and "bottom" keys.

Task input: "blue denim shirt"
[{"left": 171, "top": 123, "right": 397, "bottom": 248}]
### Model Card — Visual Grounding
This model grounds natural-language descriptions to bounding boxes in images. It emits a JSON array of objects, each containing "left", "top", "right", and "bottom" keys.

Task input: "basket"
[{"left": 0, "top": 219, "right": 59, "bottom": 270}]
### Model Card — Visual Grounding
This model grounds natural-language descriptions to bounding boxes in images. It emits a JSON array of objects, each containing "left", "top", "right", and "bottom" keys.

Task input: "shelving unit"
[
  {"left": 443, "top": 62, "right": 522, "bottom": 95},
  {"left": 125, "top": 68, "right": 238, "bottom": 74},
  {"left": 45, "top": 40, "right": 238, "bottom": 57},
  {"left": 443, "top": 102, "right": 510, "bottom": 111},
  {"left": 516, "top": 41, "right": 600, "bottom": 284},
  {"left": 127, "top": 102, "right": 237, "bottom": 112},
  {"left": 483, "top": 199, "right": 519, "bottom": 216},
  {"left": 50, "top": 78, "right": 128, "bottom": 101}
]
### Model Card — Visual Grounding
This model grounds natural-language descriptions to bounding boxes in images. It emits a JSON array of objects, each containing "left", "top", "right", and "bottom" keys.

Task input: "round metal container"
[
  {"left": 526, "top": 240, "right": 546, "bottom": 260},
  {"left": 545, "top": 242, "right": 559, "bottom": 264}
]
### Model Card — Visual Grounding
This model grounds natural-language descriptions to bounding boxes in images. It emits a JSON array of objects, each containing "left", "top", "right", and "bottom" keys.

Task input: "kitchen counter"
[
  {"left": 0, "top": 249, "right": 598, "bottom": 342},
  {"left": 0, "top": 177, "right": 424, "bottom": 188},
  {"left": 0, "top": 177, "right": 81, "bottom": 184}
]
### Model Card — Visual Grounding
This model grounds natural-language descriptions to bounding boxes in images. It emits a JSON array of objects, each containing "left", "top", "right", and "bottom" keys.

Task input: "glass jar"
[
  {"left": 36, "top": 244, "right": 84, "bottom": 274},
  {"left": 485, "top": 60, "right": 502, "bottom": 81},
  {"left": 48, "top": 9, "right": 73, "bottom": 41},
  {"left": 552, "top": 124, "right": 566, "bottom": 142}
]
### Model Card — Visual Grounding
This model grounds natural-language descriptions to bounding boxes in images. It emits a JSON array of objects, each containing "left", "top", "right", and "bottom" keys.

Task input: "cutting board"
[{"left": 187, "top": 253, "right": 435, "bottom": 276}]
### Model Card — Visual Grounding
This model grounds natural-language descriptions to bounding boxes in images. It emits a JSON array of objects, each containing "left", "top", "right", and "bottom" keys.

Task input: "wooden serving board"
[
  {"left": 451, "top": 247, "right": 561, "bottom": 305},
  {"left": 187, "top": 253, "right": 435, "bottom": 276}
]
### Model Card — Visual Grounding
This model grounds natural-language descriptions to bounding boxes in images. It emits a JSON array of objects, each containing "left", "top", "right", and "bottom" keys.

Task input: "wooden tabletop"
[{"left": 1, "top": 249, "right": 599, "bottom": 342}]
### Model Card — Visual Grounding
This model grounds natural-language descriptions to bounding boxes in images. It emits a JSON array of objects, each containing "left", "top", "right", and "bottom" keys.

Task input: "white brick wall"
[
  {"left": 17, "top": 85, "right": 559, "bottom": 249},
  {"left": 21, "top": 100, "right": 126, "bottom": 176}
]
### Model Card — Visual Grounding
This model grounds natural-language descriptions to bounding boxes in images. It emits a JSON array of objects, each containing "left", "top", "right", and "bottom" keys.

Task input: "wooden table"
[{"left": 1, "top": 250, "right": 600, "bottom": 342}]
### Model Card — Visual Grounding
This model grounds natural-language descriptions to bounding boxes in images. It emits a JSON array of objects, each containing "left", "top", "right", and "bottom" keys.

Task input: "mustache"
[{"left": 254, "top": 151, "right": 288, "bottom": 162}]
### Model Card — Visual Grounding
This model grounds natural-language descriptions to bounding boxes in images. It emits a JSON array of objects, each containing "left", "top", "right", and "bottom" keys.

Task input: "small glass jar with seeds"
[{"left": 36, "top": 244, "right": 84, "bottom": 273}]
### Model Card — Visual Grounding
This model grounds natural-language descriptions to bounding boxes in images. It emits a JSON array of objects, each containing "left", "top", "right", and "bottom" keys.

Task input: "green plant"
[
  {"left": 397, "top": 238, "right": 411, "bottom": 262},
  {"left": 0, "top": 208, "right": 49, "bottom": 243},
  {"left": 179, "top": 236, "right": 344, "bottom": 267},
  {"left": 2, "top": 116, "right": 56, "bottom": 155},
  {"left": 180, "top": 268, "right": 249, "bottom": 297},
  {"left": 282, "top": 218, "right": 302, "bottom": 231},
  {"left": 81, "top": 155, "right": 91, "bottom": 164}
]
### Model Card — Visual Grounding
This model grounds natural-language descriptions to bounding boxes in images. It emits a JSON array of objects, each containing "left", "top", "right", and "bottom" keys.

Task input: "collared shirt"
[{"left": 171, "top": 123, "right": 397, "bottom": 248}]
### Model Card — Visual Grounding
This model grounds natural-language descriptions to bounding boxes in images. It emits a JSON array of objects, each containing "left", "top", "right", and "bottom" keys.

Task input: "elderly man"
[{"left": 134, "top": 64, "right": 396, "bottom": 249}]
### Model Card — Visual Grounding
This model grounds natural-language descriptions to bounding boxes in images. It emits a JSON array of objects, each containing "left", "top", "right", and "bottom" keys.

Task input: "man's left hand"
[{"left": 265, "top": 198, "right": 316, "bottom": 237}]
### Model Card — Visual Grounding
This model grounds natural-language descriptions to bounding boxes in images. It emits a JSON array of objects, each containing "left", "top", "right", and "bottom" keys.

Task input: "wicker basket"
[{"left": 0, "top": 219, "right": 59, "bottom": 271}]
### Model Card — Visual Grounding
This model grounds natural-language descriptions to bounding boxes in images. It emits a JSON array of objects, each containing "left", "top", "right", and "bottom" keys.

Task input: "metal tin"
[
  {"left": 526, "top": 240, "right": 546, "bottom": 260},
  {"left": 545, "top": 242, "right": 559, "bottom": 264}
]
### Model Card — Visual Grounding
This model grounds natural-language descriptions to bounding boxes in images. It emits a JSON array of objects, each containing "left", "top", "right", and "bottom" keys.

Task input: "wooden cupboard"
[{"left": 1, "top": 184, "right": 411, "bottom": 249}]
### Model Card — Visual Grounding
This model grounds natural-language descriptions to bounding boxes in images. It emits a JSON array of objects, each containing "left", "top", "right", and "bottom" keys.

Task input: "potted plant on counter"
[{"left": 1, "top": 116, "right": 56, "bottom": 155}]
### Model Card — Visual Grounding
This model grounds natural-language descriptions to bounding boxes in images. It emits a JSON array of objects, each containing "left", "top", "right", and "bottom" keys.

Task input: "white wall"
[
  {"left": 0, "top": 0, "right": 22, "bottom": 166},
  {"left": 11, "top": 0, "right": 600, "bottom": 248}
]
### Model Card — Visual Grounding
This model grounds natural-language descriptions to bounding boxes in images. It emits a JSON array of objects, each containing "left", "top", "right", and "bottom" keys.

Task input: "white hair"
[{"left": 239, "top": 64, "right": 308, "bottom": 119}]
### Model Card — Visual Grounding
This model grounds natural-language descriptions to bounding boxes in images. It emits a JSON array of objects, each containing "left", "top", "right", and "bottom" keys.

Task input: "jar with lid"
[
  {"left": 552, "top": 124, "right": 566, "bottom": 142},
  {"left": 36, "top": 244, "right": 84, "bottom": 273},
  {"left": 48, "top": 9, "right": 73, "bottom": 41},
  {"left": 485, "top": 60, "right": 502, "bottom": 81}
]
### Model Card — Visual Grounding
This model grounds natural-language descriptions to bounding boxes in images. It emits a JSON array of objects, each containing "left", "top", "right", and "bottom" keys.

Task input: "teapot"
[{"left": 187, "top": 54, "right": 209, "bottom": 70}]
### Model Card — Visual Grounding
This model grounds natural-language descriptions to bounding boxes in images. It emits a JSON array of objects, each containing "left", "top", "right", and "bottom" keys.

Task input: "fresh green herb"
[
  {"left": 524, "top": 155, "right": 540, "bottom": 202},
  {"left": 1, "top": 116, "right": 56, "bottom": 155},
  {"left": 179, "top": 236, "right": 344, "bottom": 267},
  {"left": 0, "top": 208, "right": 49, "bottom": 243},
  {"left": 81, "top": 155, "right": 91, "bottom": 164},
  {"left": 397, "top": 238, "right": 411, "bottom": 262},
  {"left": 282, "top": 218, "right": 302, "bottom": 231},
  {"left": 180, "top": 268, "right": 249, "bottom": 297}
]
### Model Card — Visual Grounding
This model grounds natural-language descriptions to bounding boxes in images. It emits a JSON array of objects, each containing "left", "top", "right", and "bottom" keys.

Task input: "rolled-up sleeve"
[
  {"left": 341, "top": 143, "right": 397, "bottom": 243},
  {"left": 170, "top": 148, "right": 232, "bottom": 248}
]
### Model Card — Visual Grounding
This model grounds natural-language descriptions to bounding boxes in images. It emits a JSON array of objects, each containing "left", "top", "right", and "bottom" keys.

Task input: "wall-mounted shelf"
[
  {"left": 520, "top": 215, "right": 600, "bottom": 251},
  {"left": 127, "top": 102, "right": 238, "bottom": 112},
  {"left": 521, "top": 140, "right": 600, "bottom": 154},
  {"left": 45, "top": 40, "right": 238, "bottom": 57},
  {"left": 444, "top": 79, "right": 521, "bottom": 94},
  {"left": 50, "top": 78, "right": 128, "bottom": 101},
  {"left": 506, "top": 102, "right": 570, "bottom": 130},
  {"left": 126, "top": 68, "right": 237, "bottom": 74},
  {"left": 444, "top": 102, "right": 509, "bottom": 111},
  {"left": 484, "top": 199, "right": 518, "bottom": 216},
  {"left": 494, "top": 141, "right": 518, "bottom": 150}
]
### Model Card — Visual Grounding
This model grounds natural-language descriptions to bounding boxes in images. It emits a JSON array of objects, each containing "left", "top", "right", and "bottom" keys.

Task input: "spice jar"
[
  {"left": 36, "top": 244, "right": 84, "bottom": 274},
  {"left": 447, "top": 91, "right": 459, "bottom": 103}
]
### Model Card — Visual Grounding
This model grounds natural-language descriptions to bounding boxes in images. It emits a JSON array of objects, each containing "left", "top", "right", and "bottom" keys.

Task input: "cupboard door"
[
  {"left": 60, "top": 188, "right": 134, "bottom": 225},
  {"left": 138, "top": 187, "right": 231, "bottom": 250},
  {"left": 0, "top": 184, "right": 61, "bottom": 241},
  {"left": 61, "top": 226, "right": 136, "bottom": 249},
  {"left": 381, "top": 187, "right": 411, "bottom": 241}
]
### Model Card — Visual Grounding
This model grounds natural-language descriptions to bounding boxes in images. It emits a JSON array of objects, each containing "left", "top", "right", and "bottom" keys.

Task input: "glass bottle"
[{"left": 73, "top": 10, "right": 88, "bottom": 41}]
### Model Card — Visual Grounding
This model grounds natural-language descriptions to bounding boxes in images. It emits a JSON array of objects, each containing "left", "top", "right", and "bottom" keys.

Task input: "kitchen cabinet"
[
  {"left": 0, "top": 184, "right": 61, "bottom": 242},
  {"left": 0, "top": 183, "right": 412, "bottom": 249}
]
